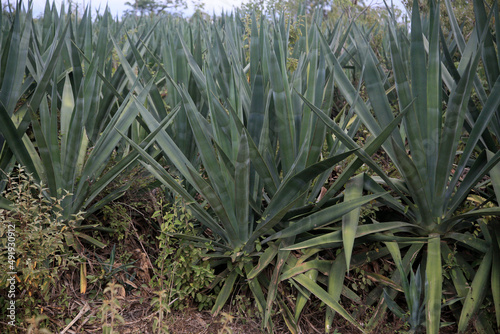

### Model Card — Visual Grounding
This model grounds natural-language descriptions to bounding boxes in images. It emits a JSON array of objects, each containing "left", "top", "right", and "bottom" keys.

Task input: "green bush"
[
  {"left": 152, "top": 195, "right": 216, "bottom": 312},
  {"left": 0, "top": 167, "right": 81, "bottom": 319}
]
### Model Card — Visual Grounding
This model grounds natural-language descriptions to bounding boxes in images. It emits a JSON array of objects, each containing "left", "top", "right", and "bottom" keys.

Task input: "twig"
[
  {"left": 60, "top": 302, "right": 90, "bottom": 334},
  {"left": 303, "top": 315, "right": 322, "bottom": 334},
  {"left": 75, "top": 308, "right": 97, "bottom": 332},
  {"left": 0, "top": 321, "right": 24, "bottom": 330}
]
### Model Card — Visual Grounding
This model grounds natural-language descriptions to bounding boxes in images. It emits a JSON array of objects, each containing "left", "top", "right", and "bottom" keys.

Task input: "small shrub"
[
  {"left": 152, "top": 195, "right": 216, "bottom": 312},
  {"left": 0, "top": 167, "right": 81, "bottom": 319},
  {"left": 100, "top": 281, "right": 126, "bottom": 334}
]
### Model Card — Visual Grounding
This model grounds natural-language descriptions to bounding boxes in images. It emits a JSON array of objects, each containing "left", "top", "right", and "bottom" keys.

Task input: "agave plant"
[
  {"left": 116, "top": 10, "right": 419, "bottom": 332},
  {"left": 290, "top": 0, "right": 500, "bottom": 333},
  {"left": 0, "top": 3, "right": 167, "bottom": 249},
  {"left": 383, "top": 265, "right": 426, "bottom": 333},
  {"left": 443, "top": 0, "right": 500, "bottom": 149}
]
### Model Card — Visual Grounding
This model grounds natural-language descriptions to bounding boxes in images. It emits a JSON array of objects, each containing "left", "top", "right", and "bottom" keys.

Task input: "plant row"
[{"left": 0, "top": 0, "right": 499, "bottom": 333}]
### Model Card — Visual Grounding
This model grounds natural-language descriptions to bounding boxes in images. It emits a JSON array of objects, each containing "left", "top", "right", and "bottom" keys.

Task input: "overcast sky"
[{"left": 28, "top": 0, "right": 406, "bottom": 18}]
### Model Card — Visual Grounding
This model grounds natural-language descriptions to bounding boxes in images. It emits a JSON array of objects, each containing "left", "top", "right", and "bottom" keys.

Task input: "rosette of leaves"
[
  {"left": 118, "top": 10, "right": 410, "bottom": 333},
  {"left": 294, "top": 0, "right": 500, "bottom": 332}
]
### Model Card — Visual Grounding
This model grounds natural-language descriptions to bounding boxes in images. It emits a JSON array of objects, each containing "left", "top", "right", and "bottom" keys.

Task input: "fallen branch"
[{"left": 60, "top": 302, "right": 90, "bottom": 334}]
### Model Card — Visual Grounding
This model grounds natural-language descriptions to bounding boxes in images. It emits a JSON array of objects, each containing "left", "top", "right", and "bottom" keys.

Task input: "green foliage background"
[{"left": 0, "top": 0, "right": 499, "bottom": 333}]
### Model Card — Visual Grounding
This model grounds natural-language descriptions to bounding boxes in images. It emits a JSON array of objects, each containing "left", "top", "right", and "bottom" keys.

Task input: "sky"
[{"left": 28, "top": 0, "right": 407, "bottom": 18}]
